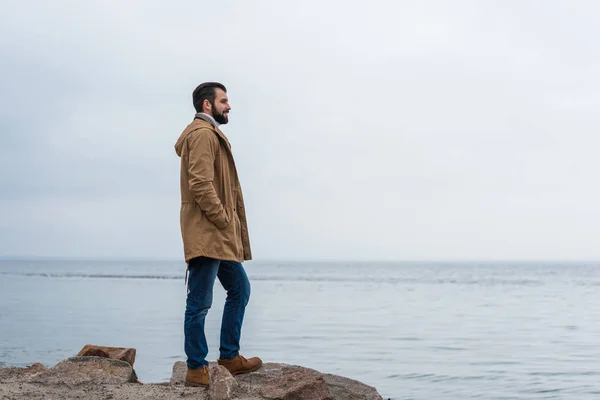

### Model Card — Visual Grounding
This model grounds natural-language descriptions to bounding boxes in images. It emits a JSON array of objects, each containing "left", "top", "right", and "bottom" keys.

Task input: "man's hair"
[{"left": 193, "top": 82, "right": 227, "bottom": 113}]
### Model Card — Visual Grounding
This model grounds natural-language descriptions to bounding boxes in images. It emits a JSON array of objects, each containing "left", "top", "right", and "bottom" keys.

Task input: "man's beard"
[{"left": 212, "top": 104, "right": 229, "bottom": 124}]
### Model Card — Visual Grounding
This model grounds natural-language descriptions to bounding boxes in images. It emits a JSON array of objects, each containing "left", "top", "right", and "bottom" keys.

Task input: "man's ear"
[{"left": 203, "top": 99, "right": 212, "bottom": 113}]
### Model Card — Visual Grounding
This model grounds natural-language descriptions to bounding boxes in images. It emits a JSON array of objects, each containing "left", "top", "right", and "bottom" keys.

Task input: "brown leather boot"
[
  {"left": 185, "top": 365, "right": 209, "bottom": 386},
  {"left": 217, "top": 355, "right": 262, "bottom": 375}
]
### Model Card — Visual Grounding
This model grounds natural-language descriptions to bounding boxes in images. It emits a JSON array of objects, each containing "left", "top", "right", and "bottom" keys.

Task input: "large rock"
[
  {"left": 256, "top": 365, "right": 332, "bottom": 400},
  {"left": 322, "top": 373, "right": 383, "bottom": 400},
  {"left": 169, "top": 362, "right": 383, "bottom": 400},
  {"left": 29, "top": 356, "right": 136, "bottom": 385},
  {"left": 209, "top": 365, "right": 238, "bottom": 400},
  {"left": 1, "top": 358, "right": 384, "bottom": 399},
  {"left": 77, "top": 344, "right": 137, "bottom": 367}
]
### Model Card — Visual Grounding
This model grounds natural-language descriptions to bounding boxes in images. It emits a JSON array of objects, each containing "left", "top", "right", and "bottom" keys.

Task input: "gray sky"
[{"left": 1, "top": 0, "right": 600, "bottom": 261}]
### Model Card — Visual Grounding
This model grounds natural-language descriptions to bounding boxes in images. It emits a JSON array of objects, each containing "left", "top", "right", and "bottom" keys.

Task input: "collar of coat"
[
  {"left": 195, "top": 112, "right": 219, "bottom": 127},
  {"left": 192, "top": 113, "right": 232, "bottom": 150}
]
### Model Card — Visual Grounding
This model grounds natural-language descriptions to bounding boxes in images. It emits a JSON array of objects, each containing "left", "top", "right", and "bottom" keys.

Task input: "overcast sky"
[{"left": 1, "top": 0, "right": 599, "bottom": 261}]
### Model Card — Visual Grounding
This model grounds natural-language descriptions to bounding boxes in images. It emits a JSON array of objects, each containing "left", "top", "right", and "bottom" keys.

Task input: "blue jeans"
[{"left": 184, "top": 256, "right": 251, "bottom": 369}]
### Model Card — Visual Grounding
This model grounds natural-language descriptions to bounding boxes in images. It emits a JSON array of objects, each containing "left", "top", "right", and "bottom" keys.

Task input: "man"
[{"left": 174, "top": 82, "right": 261, "bottom": 386}]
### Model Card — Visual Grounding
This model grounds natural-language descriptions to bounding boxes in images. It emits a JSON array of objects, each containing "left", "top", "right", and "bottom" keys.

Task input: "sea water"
[{"left": 1, "top": 260, "right": 599, "bottom": 399}]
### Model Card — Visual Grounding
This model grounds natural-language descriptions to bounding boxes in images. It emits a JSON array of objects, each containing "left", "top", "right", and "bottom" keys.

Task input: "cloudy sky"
[{"left": 1, "top": 0, "right": 599, "bottom": 261}]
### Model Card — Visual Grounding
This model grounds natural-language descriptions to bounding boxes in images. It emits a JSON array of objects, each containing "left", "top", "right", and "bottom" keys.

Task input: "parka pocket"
[{"left": 212, "top": 207, "right": 232, "bottom": 230}]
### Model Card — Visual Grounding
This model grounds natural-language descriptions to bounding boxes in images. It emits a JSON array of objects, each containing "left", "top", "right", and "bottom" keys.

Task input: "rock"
[
  {"left": 0, "top": 381, "right": 210, "bottom": 400},
  {"left": 0, "top": 363, "right": 47, "bottom": 383},
  {"left": 259, "top": 366, "right": 332, "bottom": 400},
  {"left": 322, "top": 373, "right": 383, "bottom": 400},
  {"left": 170, "top": 361, "right": 187, "bottom": 385},
  {"left": 209, "top": 366, "right": 237, "bottom": 400},
  {"left": 170, "top": 361, "right": 385, "bottom": 399},
  {"left": 24, "top": 362, "right": 48, "bottom": 374},
  {"left": 232, "top": 363, "right": 331, "bottom": 400},
  {"left": 2, "top": 359, "right": 385, "bottom": 399},
  {"left": 77, "top": 344, "right": 137, "bottom": 367},
  {"left": 29, "top": 356, "right": 136, "bottom": 385}
]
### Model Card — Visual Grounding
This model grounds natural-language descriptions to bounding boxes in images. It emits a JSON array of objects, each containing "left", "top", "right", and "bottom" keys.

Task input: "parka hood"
[
  {"left": 175, "top": 115, "right": 219, "bottom": 157},
  {"left": 174, "top": 129, "right": 189, "bottom": 157}
]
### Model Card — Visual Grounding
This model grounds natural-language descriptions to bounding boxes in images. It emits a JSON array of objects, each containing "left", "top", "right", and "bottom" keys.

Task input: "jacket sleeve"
[{"left": 186, "top": 129, "right": 231, "bottom": 229}]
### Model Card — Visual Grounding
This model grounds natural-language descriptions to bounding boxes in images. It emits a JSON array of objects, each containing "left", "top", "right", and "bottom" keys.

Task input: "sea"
[{"left": 1, "top": 259, "right": 599, "bottom": 399}]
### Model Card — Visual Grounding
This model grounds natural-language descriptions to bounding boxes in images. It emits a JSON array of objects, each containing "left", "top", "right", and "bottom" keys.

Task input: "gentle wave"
[{"left": 398, "top": 373, "right": 491, "bottom": 382}]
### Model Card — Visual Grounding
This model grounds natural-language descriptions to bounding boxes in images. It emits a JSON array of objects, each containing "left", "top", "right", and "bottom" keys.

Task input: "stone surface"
[
  {"left": 0, "top": 382, "right": 210, "bottom": 400},
  {"left": 77, "top": 344, "right": 137, "bottom": 367},
  {"left": 257, "top": 365, "right": 332, "bottom": 400},
  {"left": 171, "top": 362, "right": 384, "bottom": 399},
  {"left": 322, "top": 373, "right": 384, "bottom": 400},
  {"left": 0, "top": 362, "right": 47, "bottom": 383},
  {"left": 170, "top": 361, "right": 187, "bottom": 385},
  {"left": 1, "top": 359, "right": 384, "bottom": 399},
  {"left": 24, "top": 362, "right": 48, "bottom": 374},
  {"left": 29, "top": 356, "right": 136, "bottom": 385},
  {"left": 209, "top": 365, "right": 238, "bottom": 400}
]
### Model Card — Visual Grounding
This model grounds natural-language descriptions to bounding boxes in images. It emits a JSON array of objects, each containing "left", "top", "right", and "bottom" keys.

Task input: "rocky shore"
[{"left": 0, "top": 345, "right": 384, "bottom": 400}]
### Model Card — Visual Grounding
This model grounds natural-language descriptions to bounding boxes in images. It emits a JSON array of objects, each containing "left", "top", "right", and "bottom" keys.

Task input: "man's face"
[{"left": 208, "top": 88, "right": 231, "bottom": 124}]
